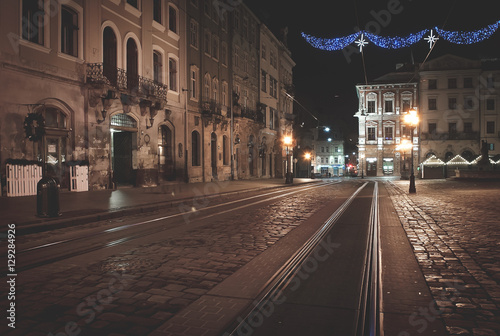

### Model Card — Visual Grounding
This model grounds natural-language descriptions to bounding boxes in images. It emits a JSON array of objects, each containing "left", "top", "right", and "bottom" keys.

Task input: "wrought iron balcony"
[
  {"left": 201, "top": 100, "right": 222, "bottom": 116},
  {"left": 86, "top": 63, "right": 167, "bottom": 101}
]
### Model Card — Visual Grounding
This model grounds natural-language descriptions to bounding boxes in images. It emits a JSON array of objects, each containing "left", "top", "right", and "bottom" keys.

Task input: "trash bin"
[{"left": 37, "top": 177, "right": 60, "bottom": 217}]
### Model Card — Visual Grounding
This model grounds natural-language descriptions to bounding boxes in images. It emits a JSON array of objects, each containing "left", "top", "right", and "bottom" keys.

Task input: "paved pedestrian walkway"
[
  {"left": 387, "top": 179, "right": 500, "bottom": 336},
  {"left": 0, "top": 178, "right": 320, "bottom": 231}
]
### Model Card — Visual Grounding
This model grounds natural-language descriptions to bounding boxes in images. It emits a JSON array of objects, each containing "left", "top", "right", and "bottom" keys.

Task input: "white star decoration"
[
  {"left": 355, "top": 33, "right": 368, "bottom": 52},
  {"left": 424, "top": 29, "right": 439, "bottom": 49}
]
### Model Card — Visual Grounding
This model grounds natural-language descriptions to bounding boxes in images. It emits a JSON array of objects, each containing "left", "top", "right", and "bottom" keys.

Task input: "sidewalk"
[{"left": 0, "top": 178, "right": 320, "bottom": 233}]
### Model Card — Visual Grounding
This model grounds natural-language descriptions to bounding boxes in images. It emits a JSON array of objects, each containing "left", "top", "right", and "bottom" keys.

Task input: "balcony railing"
[
  {"left": 239, "top": 107, "right": 264, "bottom": 123},
  {"left": 421, "top": 132, "right": 479, "bottom": 141},
  {"left": 86, "top": 63, "right": 167, "bottom": 101},
  {"left": 201, "top": 100, "right": 222, "bottom": 116}
]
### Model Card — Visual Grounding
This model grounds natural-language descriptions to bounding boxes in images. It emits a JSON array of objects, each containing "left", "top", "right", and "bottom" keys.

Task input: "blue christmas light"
[
  {"left": 301, "top": 31, "right": 361, "bottom": 51},
  {"left": 364, "top": 30, "right": 429, "bottom": 49},
  {"left": 302, "top": 20, "right": 500, "bottom": 51},
  {"left": 435, "top": 20, "right": 500, "bottom": 44}
]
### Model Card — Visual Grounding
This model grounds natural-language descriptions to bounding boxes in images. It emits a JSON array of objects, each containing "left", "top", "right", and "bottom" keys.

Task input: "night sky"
[{"left": 243, "top": 0, "right": 500, "bottom": 142}]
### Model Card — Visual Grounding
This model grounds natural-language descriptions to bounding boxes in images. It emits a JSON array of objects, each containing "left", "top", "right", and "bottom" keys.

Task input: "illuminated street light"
[
  {"left": 283, "top": 135, "right": 293, "bottom": 184},
  {"left": 403, "top": 108, "right": 419, "bottom": 193},
  {"left": 304, "top": 152, "right": 311, "bottom": 178}
]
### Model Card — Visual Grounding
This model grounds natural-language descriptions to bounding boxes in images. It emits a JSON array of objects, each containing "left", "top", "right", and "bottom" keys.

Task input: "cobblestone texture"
[
  {"left": 1, "top": 183, "right": 352, "bottom": 336},
  {"left": 387, "top": 180, "right": 500, "bottom": 335}
]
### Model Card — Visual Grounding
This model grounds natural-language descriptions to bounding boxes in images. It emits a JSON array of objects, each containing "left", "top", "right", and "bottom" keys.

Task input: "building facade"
[
  {"left": 355, "top": 68, "right": 419, "bottom": 177},
  {"left": 0, "top": 0, "right": 294, "bottom": 194}
]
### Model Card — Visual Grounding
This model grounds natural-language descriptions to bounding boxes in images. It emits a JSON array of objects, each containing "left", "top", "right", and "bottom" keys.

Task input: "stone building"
[
  {"left": 355, "top": 66, "right": 419, "bottom": 177},
  {"left": 0, "top": 0, "right": 295, "bottom": 194}
]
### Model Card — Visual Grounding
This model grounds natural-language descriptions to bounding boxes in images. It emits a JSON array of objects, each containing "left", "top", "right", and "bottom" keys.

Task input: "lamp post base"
[
  {"left": 409, "top": 174, "right": 416, "bottom": 193},
  {"left": 285, "top": 172, "right": 293, "bottom": 184}
]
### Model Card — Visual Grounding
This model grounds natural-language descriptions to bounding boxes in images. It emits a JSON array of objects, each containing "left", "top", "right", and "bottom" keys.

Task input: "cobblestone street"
[
  {"left": 388, "top": 179, "right": 500, "bottom": 336},
  {"left": 1, "top": 183, "right": 355, "bottom": 336}
]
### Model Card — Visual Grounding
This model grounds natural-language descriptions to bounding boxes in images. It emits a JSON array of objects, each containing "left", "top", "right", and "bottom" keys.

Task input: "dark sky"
[{"left": 243, "top": 0, "right": 500, "bottom": 139}]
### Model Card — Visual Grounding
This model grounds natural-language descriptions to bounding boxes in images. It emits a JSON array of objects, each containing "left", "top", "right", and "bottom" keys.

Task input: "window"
[
  {"left": 270, "top": 50, "right": 276, "bottom": 68},
  {"left": 367, "top": 127, "right": 376, "bottom": 141},
  {"left": 321, "top": 147, "right": 324, "bottom": 153},
  {"left": 448, "top": 97, "right": 457, "bottom": 110},
  {"left": 270, "top": 77, "right": 277, "bottom": 98},
  {"left": 402, "top": 98, "right": 411, "bottom": 113},
  {"left": 153, "top": 51, "right": 163, "bottom": 83},
  {"left": 22, "top": 0, "right": 46, "bottom": 45},
  {"left": 428, "top": 79, "right": 437, "bottom": 90},
  {"left": 168, "top": 5, "right": 177, "bottom": 33},
  {"left": 448, "top": 122, "right": 457, "bottom": 134},
  {"left": 212, "top": 37, "right": 219, "bottom": 60},
  {"left": 168, "top": 57, "right": 177, "bottom": 91},
  {"left": 384, "top": 100, "right": 393, "bottom": 113},
  {"left": 61, "top": 5, "right": 78, "bottom": 57},
  {"left": 204, "top": 30, "right": 210, "bottom": 55},
  {"left": 464, "top": 122, "right": 472, "bottom": 133},
  {"left": 127, "top": 0, "right": 138, "bottom": 8},
  {"left": 487, "top": 98, "right": 495, "bottom": 110},
  {"left": 448, "top": 78, "right": 457, "bottom": 89},
  {"left": 261, "top": 43, "right": 266, "bottom": 59},
  {"left": 192, "top": 131, "right": 200, "bottom": 166},
  {"left": 242, "top": 16, "right": 248, "bottom": 40},
  {"left": 366, "top": 100, "right": 376, "bottom": 113},
  {"left": 153, "top": 0, "right": 162, "bottom": 23},
  {"left": 464, "top": 97, "right": 474, "bottom": 110},
  {"left": 212, "top": 78, "right": 218, "bottom": 102},
  {"left": 269, "top": 108, "right": 276, "bottom": 130},
  {"left": 428, "top": 98, "right": 437, "bottom": 110},
  {"left": 222, "top": 81, "right": 228, "bottom": 106},
  {"left": 190, "top": 20, "right": 199, "bottom": 48},
  {"left": 234, "top": 47, "right": 239, "bottom": 68},
  {"left": 243, "top": 53, "right": 248, "bottom": 73},
  {"left": 223, "top": 136, "right": 229, "bottom": 165},
  {"left": 261, "top": 70, "right": 267, "bottom": 92},
  {"left": 190, "top": 66, "right": 198, "bottom": 100},
  {"left": 384, "top": 126, "right": 393, "bottom": 140},
  {"left": 464, "top": 77, "right": 473, "bottom": 88},
  {"left": 234, "top": 10, "right": 239, "bottom": 30},
  {"left": 487, "top": 75, "right": 494, "bottom": 89},
  {"left": 204, "top": 73, "right": 211, "bottom": 99},
  {"left": 428, "top": 123, "right": 437, "bottom": 135},
  {"left": 221, "top": 42, "right": 227, "bottom": 65},
  {"left": 203, "top": 0, "right": 210, "bottom": 16},
  {"left": 487, "top": 121, "right": 495, "bottom": 134}
]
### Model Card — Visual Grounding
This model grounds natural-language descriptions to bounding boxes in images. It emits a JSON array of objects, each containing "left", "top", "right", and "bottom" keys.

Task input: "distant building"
[
  {"left": 299, "top": 127, "right": 344, "bottom": 177},
  {"left": 354, "top": 54, "right": 500, "bottom": 178},
  {"left": 355, "top": 65, "right": 419, "bottom": 177}
]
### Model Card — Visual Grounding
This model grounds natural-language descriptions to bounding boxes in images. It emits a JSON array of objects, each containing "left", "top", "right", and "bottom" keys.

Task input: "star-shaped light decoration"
[
  {"left": 424, "top": 29, "right": 439, "bottom": 49},
  {"left": 355, "top": 33, "right": 368, "bottom": 52}
]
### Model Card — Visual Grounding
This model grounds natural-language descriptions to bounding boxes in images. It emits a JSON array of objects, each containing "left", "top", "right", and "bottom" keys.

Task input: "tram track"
[
  {"left": 222, "top": 181, "right": 382, "bottom": 336},
  {"left": 2, "top": 180, "right": 342, "bottom": 274}
]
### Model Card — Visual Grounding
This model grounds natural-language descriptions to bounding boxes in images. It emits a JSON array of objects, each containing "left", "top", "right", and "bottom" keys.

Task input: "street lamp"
[
  {"left": 304, "top": 152, "right": 311, "bottom": 178},
  {"left": 360, "top": 152, "right": 365, "bottom": 179},
  {"left": 403, "top": 108, "right": 419, "bottom": 193},
  {"left": 283, "top": 135, "right": 293, "bottom": 184}
]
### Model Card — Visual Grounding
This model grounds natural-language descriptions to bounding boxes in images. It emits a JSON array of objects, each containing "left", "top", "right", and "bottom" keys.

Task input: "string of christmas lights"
[{"left": 302, "top": 20, "right": 500, "bottom": 51}]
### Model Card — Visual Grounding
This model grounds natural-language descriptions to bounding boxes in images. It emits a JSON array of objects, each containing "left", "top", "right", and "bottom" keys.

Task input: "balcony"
[
  {"left": 86, "top": 63, "right": 168, "bottom": 102},
  {"left": 201, "top": 100, "right": 222, "bottom": 116},
  {"left": 421, "top": 132, "right": 479, "bottom": 141},
  {"left": 239, "top": 107, "right": 264, "bottom": 124}
]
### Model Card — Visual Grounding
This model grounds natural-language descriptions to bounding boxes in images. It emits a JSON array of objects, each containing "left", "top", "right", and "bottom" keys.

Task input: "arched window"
[
  {"left": 212, "top": 78, "right": 218, "bottom": 102},
  {"left": 103, "top": 27, "right": 118, "bottom": 85},
  {"left": 169, "top": 57, "right": 177, "bottom": 91},
  {"left": 461, "top": 150, "right": 474, "bottom": 162},
  {"left": 445, "top": 152, "right": 454, "bottom": 162},
  {"left": 192, "top": 131, "right": 200, "bottom": 166},
  {"left": 153, "top": 50, "right": 163, "bottom": 83},
  {"left": 126, "top": 38, "right": 139, "bottom": 90}
]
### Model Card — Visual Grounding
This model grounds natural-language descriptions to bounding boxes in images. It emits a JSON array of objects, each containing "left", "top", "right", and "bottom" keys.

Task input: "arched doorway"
[
  {"left": 159, "top": 124, "right": 175, "bottom": 181},
  {"left": 126, "top": 38, "right": 139, "bottom": 91},
  {"left": 211, "top": 132, "right": 217, "bottom": 179},
  {"left": 103, "top": 27, "right": 117, "bottom": 85},
  {"left": 111, "top": 114, "right": 137, "bottom": 186}
]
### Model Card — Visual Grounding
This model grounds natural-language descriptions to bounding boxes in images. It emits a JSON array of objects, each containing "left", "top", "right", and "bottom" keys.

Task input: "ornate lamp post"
[
  {"left": 403, "top": 108, "right": 419, "bottom": 193},
  {"left": 304, "top": 152, "right": 311, "bottom": 178},
  {"left": 283, "top": 135, "right": 293, "bottom": 184}
]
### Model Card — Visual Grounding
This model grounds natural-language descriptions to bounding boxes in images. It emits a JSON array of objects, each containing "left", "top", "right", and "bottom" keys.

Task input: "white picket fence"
[
  {"left": 6, "top": 164, "right": 42, "bottom": 197},
  {"left": 70, "top": 165, "right": 89, "bottom": 192}
]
